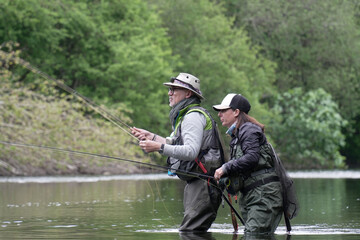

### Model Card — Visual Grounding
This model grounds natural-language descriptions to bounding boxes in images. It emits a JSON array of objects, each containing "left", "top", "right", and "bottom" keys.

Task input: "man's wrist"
[
  {"left": 158, "top": 144, "right": 164, "bottom": 154},
  {"left": 152, "top": 134, "right": 157, "bottom": 141}
]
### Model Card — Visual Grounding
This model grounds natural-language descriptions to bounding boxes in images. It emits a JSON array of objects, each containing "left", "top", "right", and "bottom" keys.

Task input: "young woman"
[{"left": 213, "top": 93, "right": 283, "bottom": 235}]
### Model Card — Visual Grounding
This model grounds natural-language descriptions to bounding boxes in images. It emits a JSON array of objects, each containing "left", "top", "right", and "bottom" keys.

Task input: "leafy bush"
[{"left": 270, "top": 88, "right": 348, "bottom": 168}]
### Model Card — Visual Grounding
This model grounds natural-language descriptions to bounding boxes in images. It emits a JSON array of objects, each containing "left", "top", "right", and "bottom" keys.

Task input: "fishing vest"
[
  {"left": 167, "top": 104, "right": 224, "bottom": 182},
  {"left": 223, "top": 140, "right": 276, "bottom": 196}
]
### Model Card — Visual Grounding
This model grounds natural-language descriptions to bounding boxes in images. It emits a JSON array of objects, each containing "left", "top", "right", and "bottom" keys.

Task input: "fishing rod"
[
  {"left": 0, "top": 49, "right": 136, "bottom": 141},
  {"left": 0, "top": 140, "right": 211, "bottom": 180},
  {"left": 221, "top": 192, "right": 245, "bottom": 226},
  {"left": 1, "top": 50, "right": 246, "bottom": 227},
  {"left": 0, "top": 140, "right": 245, "bottom": 225}
]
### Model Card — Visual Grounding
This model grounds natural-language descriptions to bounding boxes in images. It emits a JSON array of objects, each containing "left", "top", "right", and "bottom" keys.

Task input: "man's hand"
[
  {"left": 131, "top": 127, "right": 154, "bottom": 141},
  {"left": 139, "top": 140, "right": 162, "bottom": 153}
]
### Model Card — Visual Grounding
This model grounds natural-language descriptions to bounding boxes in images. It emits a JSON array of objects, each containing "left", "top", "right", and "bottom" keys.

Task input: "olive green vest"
[
  {"left": 167, "top": 105, "right": 224, "bottom": 181},
  {"left": 224, "top": 142, "right": 276, "bottom": 195}
]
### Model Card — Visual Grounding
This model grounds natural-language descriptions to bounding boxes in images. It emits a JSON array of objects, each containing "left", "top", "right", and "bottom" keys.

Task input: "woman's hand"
[{"left": 214, "top": 167, "right": 225, "bottom": 182}]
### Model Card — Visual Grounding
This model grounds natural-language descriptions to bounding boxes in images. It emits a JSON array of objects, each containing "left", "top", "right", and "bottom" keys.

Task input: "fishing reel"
[{"left": 218, "top": 176, "right": 242, "bottom": 199}]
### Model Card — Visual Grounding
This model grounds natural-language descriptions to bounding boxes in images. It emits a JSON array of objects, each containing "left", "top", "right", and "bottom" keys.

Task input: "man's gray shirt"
[{"left": 163, "top": 112, "right": 206, "bottom": 161}]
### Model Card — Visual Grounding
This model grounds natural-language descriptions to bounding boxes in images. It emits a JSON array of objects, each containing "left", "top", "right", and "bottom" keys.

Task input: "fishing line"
[
  {"left": 146, "top": 180, "right": 177, "bottom": 226},
  {"left": 1, "top": 50, "right": 136, "bottom": 141},
  {"left": 0, "top": 140, "right": 245, "bottom": 225},
  {"left": 1, "top": 50, "right": 245, "bottom": 227},
  {"left": 0, "top": 141, "right": 213, "bottom": 181},
  {"left": 2, "top": 49, "right": 181, "bottom": 226}
]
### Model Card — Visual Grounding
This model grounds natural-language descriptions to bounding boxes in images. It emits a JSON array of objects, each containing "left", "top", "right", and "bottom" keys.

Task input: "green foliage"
[
  {"left": 0, "top": 0, "right": 176, "bottom": 136},
  {"left": 2, "top": 0, "right": 359, "bottom": 170},
  {"left": 221, "top": 0, "right": 360, "bottom": 167},
  {"left": 1, "top": 0, "right": 278, "bottom": 142},
  {"left": 270, "top": 88, "right": 348, "bottom": 169},
  {"left": 228, "top": 0, "right": 360, "bottom": 118},
  {"left": 0, "top": 51, "right": 154, "bottom": 176},
  {"left": 149, "top": 0, "right": 277, "bottom": 132},
  {"left": 341, "top": 115, "right": 360, "bottom": 167}
]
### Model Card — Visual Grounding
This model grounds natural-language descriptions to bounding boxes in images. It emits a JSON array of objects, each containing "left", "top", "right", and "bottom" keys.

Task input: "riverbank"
[
  {"left": 0, "top": 77, "right": 159, "bottom": 177},
  {"left": 0, "top": 157, "right": 159, "bottom": 177}
]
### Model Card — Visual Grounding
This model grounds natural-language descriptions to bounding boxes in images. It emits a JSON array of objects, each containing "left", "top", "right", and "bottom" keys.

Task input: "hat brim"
[
  {"left": 212, "top": 104, "right": 231, "bottom": 111},
  {"left": 163, "top": 82, "right": 204, "bottom": 99}
]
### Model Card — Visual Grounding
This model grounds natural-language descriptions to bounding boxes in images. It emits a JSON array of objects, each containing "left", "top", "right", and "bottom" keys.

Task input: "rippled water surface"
[{"left": 0, "top": 171, "right": 359, "bottom": 240}]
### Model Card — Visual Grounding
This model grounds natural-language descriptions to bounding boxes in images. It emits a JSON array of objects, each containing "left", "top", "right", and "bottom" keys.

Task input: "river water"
[{"left": 0, "top": 171, "right": 359, "bottom": 240}]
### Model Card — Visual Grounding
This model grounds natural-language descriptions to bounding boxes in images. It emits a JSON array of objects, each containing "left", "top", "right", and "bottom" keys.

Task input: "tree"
[
  {"left": 149, "top": 0, "right": 277, "bottom": 130},
  {"left": 0, "top": 0, "right": 176, "bottom": 135},
  {"left": 221, "top": 0, "right": 360, "bottom": 167},
  {"left": 271, "top": 88, "right": 347, "bottom": 169}
]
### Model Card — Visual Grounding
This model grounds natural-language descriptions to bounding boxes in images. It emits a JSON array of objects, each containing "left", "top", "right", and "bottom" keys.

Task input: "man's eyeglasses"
[{"left": 168, "top": 87, "right": 182, "bottom": 94}]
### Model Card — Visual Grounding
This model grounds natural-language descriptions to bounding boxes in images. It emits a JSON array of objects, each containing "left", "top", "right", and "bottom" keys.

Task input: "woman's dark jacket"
[{"left": 223, "top": 122, "right": 267, "bottom": 177}]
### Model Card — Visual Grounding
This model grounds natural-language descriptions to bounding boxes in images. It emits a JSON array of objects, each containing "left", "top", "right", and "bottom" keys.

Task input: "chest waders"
[
  {"left": 222, "top": 139, "right": 298, "bottom": 233},
  {"left": 166, "top": 105, "right": 225, "bottom": 232},
  {"left": 167, "top": 105, "right": 246, "bottom": 232}
]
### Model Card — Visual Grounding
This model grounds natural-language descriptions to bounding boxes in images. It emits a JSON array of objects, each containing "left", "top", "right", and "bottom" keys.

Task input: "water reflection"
[
  {"left": 178, "top": 232, "right": 290, "bottom": 240},
  {"left": 179, "top": 231, "right": 217, "bottom": 240},
  {"left": 0, "top": 171, "right": 359, "bottom": 240}
]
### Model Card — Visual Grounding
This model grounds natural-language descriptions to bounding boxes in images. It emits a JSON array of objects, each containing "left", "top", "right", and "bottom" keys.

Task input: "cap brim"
[
  {"left": 212, "top": 104, "right": 230, "bottom": 111},
  {"left": 163, "top": 82, "right": 204, "bottom": 99}
]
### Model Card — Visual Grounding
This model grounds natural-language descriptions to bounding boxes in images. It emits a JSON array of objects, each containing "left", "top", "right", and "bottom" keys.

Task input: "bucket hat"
[{"left": 163, "top": 73, "right": 204, "bottom": 99}]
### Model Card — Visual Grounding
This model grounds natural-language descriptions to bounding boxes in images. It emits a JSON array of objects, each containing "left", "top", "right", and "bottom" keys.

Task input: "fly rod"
[
  {"left": 1, "top": 50, "right": 246, "bottom": 226},
  {"left": 0, "top": 49, "right": 136, "bottom": 141},
  {"left": 0, "top": 140, "right": 211, "bottom": 180},
  {"left": 0, "top": 140, "right": 245, "bottom": 225}
]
